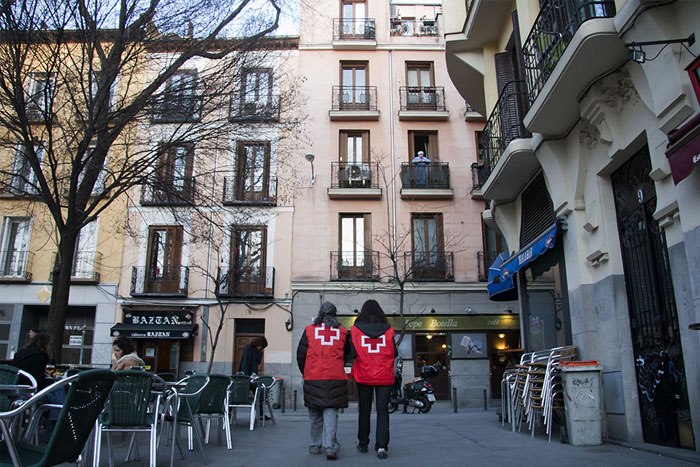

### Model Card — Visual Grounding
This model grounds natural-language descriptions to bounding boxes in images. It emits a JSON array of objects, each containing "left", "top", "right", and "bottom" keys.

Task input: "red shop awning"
[{"left": 666, "top": 113, "right": 700, "bottom": 185}]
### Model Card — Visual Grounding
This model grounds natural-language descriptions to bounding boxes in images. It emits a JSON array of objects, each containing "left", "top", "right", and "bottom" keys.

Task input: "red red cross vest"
[
  {"left": 303, "top": 324, "right": 348, "bottom": 381},
  {"left": 350, "top": 325, "right": 395, "bottom": 385}
]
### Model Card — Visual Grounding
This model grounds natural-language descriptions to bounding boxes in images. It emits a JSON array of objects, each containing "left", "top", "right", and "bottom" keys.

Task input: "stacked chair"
[{"left": 228, "top": 374, "right": 260, "bottom": 431}]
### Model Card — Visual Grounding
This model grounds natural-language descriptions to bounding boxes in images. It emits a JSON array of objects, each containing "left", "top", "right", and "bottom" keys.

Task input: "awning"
[
  {"left": 110, "top": 323, "right": 198, "bottom": 339},
  {"left": 666, "top": 112, "right": 700, "bottom": 185},
  {"left": 487, "top": 223, "right": 558, "bottom": 301}
]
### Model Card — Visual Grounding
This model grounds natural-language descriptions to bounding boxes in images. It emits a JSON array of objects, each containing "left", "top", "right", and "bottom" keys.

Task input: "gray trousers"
[{"left": 308, "top": 407, "right": 340, "bottom": 453}]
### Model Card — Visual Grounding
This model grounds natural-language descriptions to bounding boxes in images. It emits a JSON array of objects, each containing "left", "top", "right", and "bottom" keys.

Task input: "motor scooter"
[{"left": 389, "top": 357, "right": 437, "bottom": 414}]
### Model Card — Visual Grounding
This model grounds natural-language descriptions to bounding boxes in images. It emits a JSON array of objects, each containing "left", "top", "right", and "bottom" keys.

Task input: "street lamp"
[{"left": 305, "top": 153, "right": 315, "bottom": 185}]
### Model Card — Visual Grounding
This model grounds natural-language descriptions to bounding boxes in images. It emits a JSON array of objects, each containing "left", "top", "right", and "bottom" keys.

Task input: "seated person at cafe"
[
  {"left": 11, "top": 332, "right": 52, "bottom": 389},
  {"left": 111, "top": 336, "right": 145, "bottom": 371}
]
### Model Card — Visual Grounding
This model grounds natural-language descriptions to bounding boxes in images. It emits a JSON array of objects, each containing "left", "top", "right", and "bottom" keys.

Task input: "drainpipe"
[{"left": 388, "top": 50, "right": 397, "bottom": 252}]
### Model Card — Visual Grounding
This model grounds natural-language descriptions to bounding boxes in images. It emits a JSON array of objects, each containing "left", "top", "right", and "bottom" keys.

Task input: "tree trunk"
[{"left": 47, "top": 234, "right": 78, "bottom": 362}]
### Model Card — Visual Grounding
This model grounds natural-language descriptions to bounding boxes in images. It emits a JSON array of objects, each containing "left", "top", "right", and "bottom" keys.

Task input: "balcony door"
[
  {"left": 157, "top": 143, "right": 193, "bottom": 200},
  {"left": 145, "top": 226, "right": 183, "bottom": 294},
  {"left": 231, "top": 227, "right": 267, "bottom": 295},
  {"left": 339, "top": 131, "right": 369, "bottom": 188},
  {"left": 340, "top": 62, "right": 368, "bottom": 109},
  {"left": 242, "top": 68, "right": 272, "bottom": 109},
  {"left": 73, "top": 219, "right": 98, "bottom": 279},
  {"left": 341, "top": 0, "right": 366, "bottom": 36},
  {"left": 339, "top": 214, "right": 371, "bottom": 279},
  {"left": 406, "top": 62, "right": 435, "bottom": 108},
  {"left": 0, "top": 217, "right": 31, "bottom": 277},
  {"left": 236, "top": 142, "right": 271, "bottom": 202},
  {"left": 11, "top": 142, "right": 44, "bottom": 195},
  {"left": 411, "top": 213, "right": 445, "bottom": 278}
]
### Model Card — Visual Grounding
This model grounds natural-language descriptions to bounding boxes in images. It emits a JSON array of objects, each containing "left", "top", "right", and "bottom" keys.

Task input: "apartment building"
[
  {"left": 444, "top": 0, "right": 699, "bottom": 450},
  {"left": 290, "top": 0, "right": 517, "bottom": 407},
  {"left": 114, "top": 38, "right": 299, "bottom": 377}
]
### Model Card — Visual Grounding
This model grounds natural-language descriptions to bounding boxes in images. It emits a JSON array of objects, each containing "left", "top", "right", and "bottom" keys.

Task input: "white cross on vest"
[
  {"left": 315, "top": 324, "right": 340, "bottom": 346},
  {"left": 361, "top": 334, "right": 386, "bottom": 353}
]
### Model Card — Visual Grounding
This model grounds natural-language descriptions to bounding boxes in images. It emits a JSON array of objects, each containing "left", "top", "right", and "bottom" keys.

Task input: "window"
[
  {"left": 242, "top": 68, "right": 272, "bottom": 108},
  {"left": 235, "top": 142, "right": 271, "bottom": 202},
  {"left": 408, "top": 130, "right": 438, "bottom": 161},
  {"left": 231, "top": 227, "right": 267, "bottom": 295},
  {"left": 26, "top": 73, "right": 55, "bottom": 119},
  {"left": 338, "top": 213, "right": 372, "bottom": 278},
  {"left": 77, "top": 146, "right": 108, "bottom": 196},
  {"left": 340, "top": 131, "right": 368, "bottom": 164},
  {"left": 340, "top": 62, "right": 368, "bottom": 108},
  {"left": 145, "top": 226, "right": 183, "bottom": 294},
  {"left": 686, "top": 55, "right": 700, "bottom": 105},
  {"left": 89, "top": 72, "right": 118, "bottom": 112},
  {"left": 0, "top": 217, "right": 31, "bottom": 278},
  {"left": 73, "top": 220, "right": 99, "bottom": 279},
  {"left": 406, "top": 62, "right": 435, "bottom": 107},
  {"left": 155, "top": 143, "right": 194, "bottom": 198},
  {"left": 341, "top": 0, "right": 367, "bottom": 36},
  {"left": 10, "top": 142, "right": 44, "bottom": 195},
  {"left": 158, "top": 71, "right": 198, "bottom": 120},
  {"left": 411, "top": 213, "right": 445, "bottom": 277}
]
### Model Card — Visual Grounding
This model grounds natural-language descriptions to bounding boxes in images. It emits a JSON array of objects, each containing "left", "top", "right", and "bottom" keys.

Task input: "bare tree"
[{"left": 0, "top": 0, "right": 291, "bottom": 361}]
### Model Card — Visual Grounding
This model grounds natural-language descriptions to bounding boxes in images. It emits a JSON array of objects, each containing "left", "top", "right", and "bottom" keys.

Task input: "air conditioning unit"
[{"left": 345, "top": 164, "right": 368, "bottom": 187}]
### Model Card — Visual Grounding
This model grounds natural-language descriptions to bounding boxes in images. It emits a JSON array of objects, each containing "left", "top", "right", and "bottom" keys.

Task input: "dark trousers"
[{"left": 356, "top": 383, "right": 391, "bottom": 451}]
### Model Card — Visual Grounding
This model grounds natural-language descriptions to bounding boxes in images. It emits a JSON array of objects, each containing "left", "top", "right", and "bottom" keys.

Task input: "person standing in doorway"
[
  {"left": 350, "top": 299, "right": 397, "bottom": 459},
  {"left": 297, "top": 302, "right": 351, "bottom": 460},
  {"left": 110, "top": 336, "right": 145, "bottom": 371},
  {"left": 239, "top": 336, "right": 268, "bottom": 376},
  {"left": 411, "top": 150, "right": 431, "bottom": 186}
]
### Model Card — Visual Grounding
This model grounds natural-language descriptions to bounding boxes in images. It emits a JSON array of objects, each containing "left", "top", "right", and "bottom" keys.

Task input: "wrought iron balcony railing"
[
  {"left": 333, "top": 18, "right": 376, "bottom": 40},
  {"left": 229, "top": 95, "right": 280, "bottom": 122},
  {"left": 131, "top": 265, "right": 189, "bottom": 296},
  {"left": 400, "top": 162, "right": 450, "bottom": 189},
  {"left": 330, "top": 162, "right": 379, "bottom": 189},
  {"left": 399, "top": 86, "right": 446, "bottom": 112},
  {"left": 390, "top": 18, "right": 438, "bottom": 36},
  {"left": 331, "top": 86, "right": 378, "bottom": 111},
  {"left": 523, "top": 0, "right": 616, "bottom": 105},
  {"left": 330, "top": 251, "right": 380, "bottom": 281},
  {"left": 481, "top": 80, "right": 530, "bottom": 181},
  {"left": 471, "top": 162, "right": 488, "bottom": 194},
  {"left": 223, "top": 175, "right": 277, "bottom": 205},
  {"left": 477, "top": 250, "right": 500, "bottom": 282},
  {"left": 140, "top": 175, "right": 196, "bottom": 206},
  {"left": 403, "top": 251, "right": 454, "bottom": 281},
  {"left": 150, "top": 96, "right": 202, "bottom": 123},
  {"left": 0, "top": 250, "right": 33, "bottom": 281},
  {"left": 50, "top": 251, "right": 102, "bottom": 283},
  {"left": 215, "top": 266, "right": 274, "bottom": 298}
]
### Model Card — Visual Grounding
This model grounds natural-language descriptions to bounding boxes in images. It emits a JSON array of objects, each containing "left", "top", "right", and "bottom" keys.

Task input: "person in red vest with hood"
[
  {"left": 350, "top": 299, "right": 397, "bottom": 459},
  {"left": 297, "top": 301, "right": 351, "bottom": 460}
]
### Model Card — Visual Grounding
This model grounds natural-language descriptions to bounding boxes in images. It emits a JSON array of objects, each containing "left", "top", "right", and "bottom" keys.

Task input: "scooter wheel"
[
  {"left": 388, "top": 402, "right": 399, "bottom": 414},
  {"left": 417, "top": 395, "right": 432, "bottom": 414}
]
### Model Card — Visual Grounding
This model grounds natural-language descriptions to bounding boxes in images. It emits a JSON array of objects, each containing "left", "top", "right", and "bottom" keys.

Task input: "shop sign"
[
  {"left": 124, "top": 310, "right": 193, "bottom": 325},
  {"left": 338, "top": 314, "right": 519, "bottom": 331},
  {"left": 68, "top": 335, "right": 83, "bottom": 346},
  {"left": 128, "top": 330, "right": 191, "bottom": 339}
]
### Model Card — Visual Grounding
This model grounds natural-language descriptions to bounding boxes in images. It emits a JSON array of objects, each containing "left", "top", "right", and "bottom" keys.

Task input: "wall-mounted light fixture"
[
  {"left": 430, "top": 308, "right": 436, "bottom": 314},
  {"left": 305, "top": 153, "right": 316, "bottom": 185},
  {"left": 625, "top": 33, "right": 695, "bottom": 64}
]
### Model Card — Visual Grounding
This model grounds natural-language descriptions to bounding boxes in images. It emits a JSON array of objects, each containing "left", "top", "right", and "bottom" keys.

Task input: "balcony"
[
  {"left": 215, "top": 266, "right": 274, "bottom": 299},
  {"left": 140, "top": 176, "right": 196, "bottom": 206},
  {"left": 522, "top": 0, "right": 624, "bottom": 136},
  {"left": 50, "top": 251, "right": 102, "bottom": 283},
  {"left": 131, "top": 266, "right": 189, "bottom": 297},
  {"left": 332, "top": 18, "right": 376, "bottom": 49},
  {"left": 330, "top": 251, "right": 380, "bottom": 281},
  {"left": 229, "top": 95, "right": 280, "bottom": 123},
  {"left": 390, "top": 18, "right": 438, "bottom": 37},
  {"left": 398, "top": 86, "right": 449, "bottom": 120},
  {"left": 330, "top": 86, "right": 380, "bottom": 121},
  {"left": 150, "top": 97, "right": 201, "bottom": 123},
  {"left": 328, "top": 162, "right": 381, "bottom": 200},
  {"left": 404, "top": 251, "right": 454, "bottom": 281},
  {"left": 399, "top": 162, "right": 453, "bottom": 199},
  {"left": 0, "top": 250, "right": 33, "bottom": 282},
  {"left": 477, "top": 250, "right": 499, "bottom": 282},
  {"left": 223, "top": 176, "right": 277, "bottom": 206},
  {"left": 0, "top": 173, "right": 40, "bottom": 198},
  {"left": 481, "top": 80, "right": 538, "bottom": 203},
  {"left": 470, "top": 162, "right": 487, "bottom": 199}
]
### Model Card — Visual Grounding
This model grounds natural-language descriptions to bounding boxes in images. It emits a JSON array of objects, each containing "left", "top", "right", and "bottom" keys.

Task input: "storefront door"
[{"left": 414, "top": 332, "right": 450, "bottom": 399}]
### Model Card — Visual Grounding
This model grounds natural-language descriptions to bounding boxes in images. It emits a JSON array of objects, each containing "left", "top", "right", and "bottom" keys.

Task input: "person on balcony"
[
  {"left": 297, "top": 301, "right": 351, "bottom": 460},
  {"left": 411, "top": 150, "right": 431, "bottom": 187}
]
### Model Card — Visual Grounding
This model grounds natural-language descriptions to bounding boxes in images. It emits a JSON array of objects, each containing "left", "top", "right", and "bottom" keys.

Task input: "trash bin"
[
  {"left": 560, "top": 361, "right": 603, "bottom": 446},
  {"left": 268, "top": 377, "right": 283, "bottom": 409}
]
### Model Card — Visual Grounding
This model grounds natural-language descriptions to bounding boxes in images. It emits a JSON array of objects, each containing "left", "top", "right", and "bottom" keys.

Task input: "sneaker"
[
  {"left": 326, "top": 450, "right": 338, "bottom": 460},
  {"left": 377, "top": 448, "right": 387, "bottom": 459},
  {"left": 356, "top": 444, "right": 368, "bottom": 453},
  {"left": 309, "top": 446, "right": 321, "bottom": 455}
]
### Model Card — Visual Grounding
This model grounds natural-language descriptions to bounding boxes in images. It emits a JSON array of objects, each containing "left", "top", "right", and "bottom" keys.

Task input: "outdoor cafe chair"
[
  {"left": 228, "top": 374, "right": 260, "bottom": 431},
  {"left": 0, "top": 369, "right": 116, "bottom": 467},
  {"left": 93, "top": 370, "right": 166, "bottom": 467},
  {"left": 159, "top": 374, "right": 210, "bottom": 467},
  {"left": 254, "top": 376, "right": 276, "bottom": 427},
  {"left": 194, "top": 375, "right": 232, "bottom": 450}
]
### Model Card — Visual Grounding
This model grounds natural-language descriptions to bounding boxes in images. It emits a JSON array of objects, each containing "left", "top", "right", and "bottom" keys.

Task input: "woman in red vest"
[
  {"left": 350, "top": 299, "right": 397, "bottom": 459},
  {"left": 297, "top": 301, "right": 351, "bottom": 460}
]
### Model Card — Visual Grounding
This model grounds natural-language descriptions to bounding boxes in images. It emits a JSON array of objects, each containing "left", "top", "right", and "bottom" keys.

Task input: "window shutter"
[{"left": 519, "top": 173, "right": 556, "bottom": 246}]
